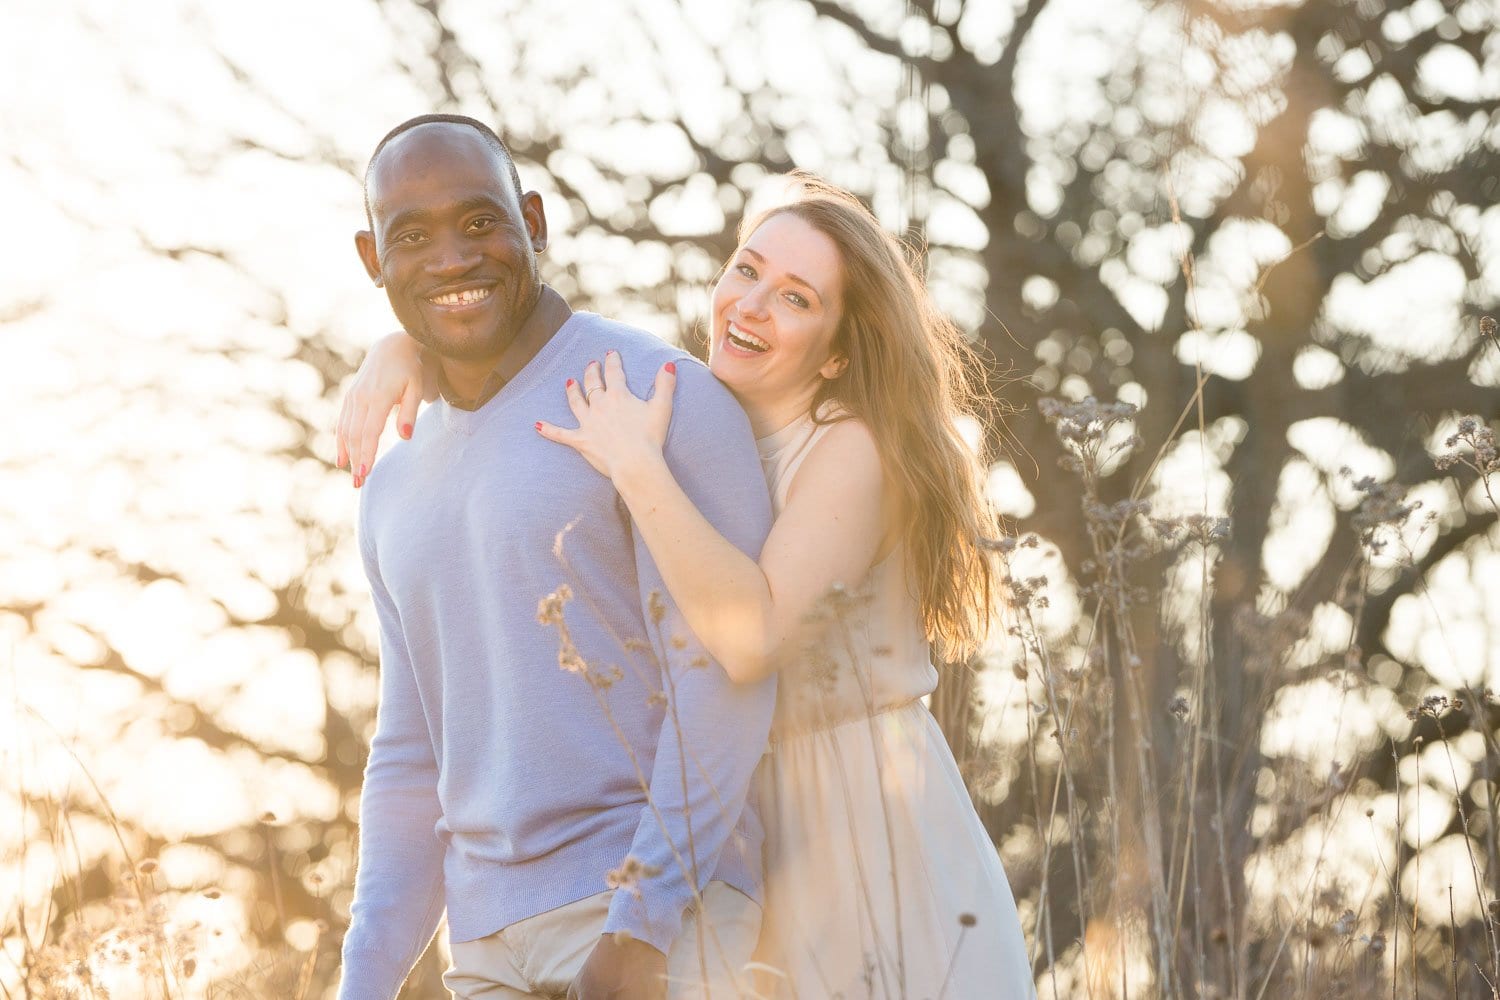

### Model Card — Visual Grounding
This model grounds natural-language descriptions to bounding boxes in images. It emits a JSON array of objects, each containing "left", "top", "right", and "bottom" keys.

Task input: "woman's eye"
[
  {"left": 786, "top": 292, "right": 809, "bottom": 309},
  {"left": 736, "top": 263, "right": 757, "bottom": 279}
]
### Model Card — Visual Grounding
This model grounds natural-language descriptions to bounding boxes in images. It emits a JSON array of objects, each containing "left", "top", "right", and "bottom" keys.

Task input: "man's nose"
[{"left": 424, "top": 234, "right": 481, "bottom": 276}]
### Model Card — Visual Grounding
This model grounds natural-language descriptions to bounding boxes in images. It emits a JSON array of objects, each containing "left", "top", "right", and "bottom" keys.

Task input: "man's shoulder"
[
  {"left": 572, "top": 313, "right": 684, "bottom": 361},
  {"left": 571, "top": 313, "right": 730, "bottom": 406}
]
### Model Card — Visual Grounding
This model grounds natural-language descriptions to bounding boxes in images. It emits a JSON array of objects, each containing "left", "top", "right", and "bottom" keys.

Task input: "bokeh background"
[{"left": 3, "top": 0, "right": 1499, "bottom": 996}]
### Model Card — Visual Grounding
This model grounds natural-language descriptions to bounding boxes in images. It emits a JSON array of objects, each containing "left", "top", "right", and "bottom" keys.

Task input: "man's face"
[{"left": 356, "top": 124, "right": 546, "bottom": 364}]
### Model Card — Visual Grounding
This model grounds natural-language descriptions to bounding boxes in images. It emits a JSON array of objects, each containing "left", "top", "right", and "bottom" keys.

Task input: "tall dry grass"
[{"left": 5, "top": 320, "right": 1499, "bottom": 999}]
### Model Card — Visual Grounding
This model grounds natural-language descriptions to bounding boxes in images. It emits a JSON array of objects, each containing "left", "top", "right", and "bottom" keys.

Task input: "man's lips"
[{"left": 424, "top": 285, "right": 495, "bottom": 310}]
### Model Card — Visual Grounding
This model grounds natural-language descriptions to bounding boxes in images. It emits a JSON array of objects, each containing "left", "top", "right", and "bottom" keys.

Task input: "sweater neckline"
[{"left": 438, "top": 312, "right": 592, "bottom": 434}]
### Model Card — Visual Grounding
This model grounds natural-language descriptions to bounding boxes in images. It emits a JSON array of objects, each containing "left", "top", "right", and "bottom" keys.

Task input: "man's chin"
[{"left": 408, "top": 322, "right": 513, "bottom": 364}]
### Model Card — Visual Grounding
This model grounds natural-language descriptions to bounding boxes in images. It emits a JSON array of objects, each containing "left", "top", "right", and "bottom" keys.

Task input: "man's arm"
[
  {"left": 599, "top": 360, "right": 777, "bottom": 955},
  {"left": 337, "top": 518, "right": 447, "bottom": 1000}
]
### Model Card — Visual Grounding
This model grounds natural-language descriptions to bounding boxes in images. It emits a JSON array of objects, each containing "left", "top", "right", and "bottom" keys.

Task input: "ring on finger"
[{"left": 584, "top": 385, "right": 604, "bottom": 401}]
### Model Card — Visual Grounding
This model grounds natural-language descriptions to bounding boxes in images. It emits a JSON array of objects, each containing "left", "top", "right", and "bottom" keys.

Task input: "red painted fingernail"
[
  {"left": 401, "top": 423, "right": 413, "bottom": 438},
  {"left": 665, "top": 361, "right": 676, "bottom": 374},
  {"left": 534, "top": 421, "right": 543, "bottom": 431},
  {"left": 358, "top": 464, "right": 367, "bottom": 478},
  {"left": 566, "top": 378, "right": 576, "bottom": 388}
]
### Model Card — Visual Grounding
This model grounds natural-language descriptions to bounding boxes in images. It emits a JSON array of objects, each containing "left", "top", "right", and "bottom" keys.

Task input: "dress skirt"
[{"left": 752, "top": 699, "right": 1036, "bottom": 999}]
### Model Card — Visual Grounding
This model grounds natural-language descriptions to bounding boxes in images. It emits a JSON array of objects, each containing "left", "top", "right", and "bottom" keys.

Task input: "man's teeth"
[
  {"left": 728, "top": 324, "right": 770, "bottom": 352},
  {"left": 430, "top": 288, "right": 492, "bottom": 306}
]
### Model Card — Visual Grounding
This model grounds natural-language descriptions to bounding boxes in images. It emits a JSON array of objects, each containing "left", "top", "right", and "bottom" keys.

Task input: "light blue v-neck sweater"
[{"left": 338, "top": 312, "right": 775, "bottom": 999}]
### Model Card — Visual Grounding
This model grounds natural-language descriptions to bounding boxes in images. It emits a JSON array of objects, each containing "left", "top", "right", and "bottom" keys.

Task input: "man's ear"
[
  {"left": 521, "top": 191, "right": 549, "bottom": 254},
  {"left": 355, "top": 230, "right": 382, "bottom": 286}
]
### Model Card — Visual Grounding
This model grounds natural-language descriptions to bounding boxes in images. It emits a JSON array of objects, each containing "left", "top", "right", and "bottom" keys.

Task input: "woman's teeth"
[
  {"left": 430, "top": 288, "right": 492, "bottom": 306},
  {"left": 728, "top": 324, "right": 769, "bottom": 353}
]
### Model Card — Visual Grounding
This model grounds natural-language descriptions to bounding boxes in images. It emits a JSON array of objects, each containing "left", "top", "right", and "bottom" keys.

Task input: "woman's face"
[{"left": 708, "top": 212, "right": 846, "bottom": 414}]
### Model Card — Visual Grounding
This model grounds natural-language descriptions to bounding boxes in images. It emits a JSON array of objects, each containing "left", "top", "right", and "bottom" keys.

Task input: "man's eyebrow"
[{"left": 740, "top": 248, "right": 825, "bottom": 304}]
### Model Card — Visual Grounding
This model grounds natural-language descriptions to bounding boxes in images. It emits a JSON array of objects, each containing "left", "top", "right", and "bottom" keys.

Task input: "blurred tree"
[{"left": 4, "top": 0, "right": 1498, "bottom": 996}]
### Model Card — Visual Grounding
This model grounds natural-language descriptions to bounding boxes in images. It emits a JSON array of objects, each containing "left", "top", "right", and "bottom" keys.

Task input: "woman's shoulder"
[{"left": 792, "top": 413, "right": 884, "bottom": 498}]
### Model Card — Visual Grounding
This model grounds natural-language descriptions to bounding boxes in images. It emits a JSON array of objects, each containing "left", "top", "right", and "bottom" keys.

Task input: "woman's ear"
[{"left": 820, "top": 354, "right": 848, "bottom": 380}]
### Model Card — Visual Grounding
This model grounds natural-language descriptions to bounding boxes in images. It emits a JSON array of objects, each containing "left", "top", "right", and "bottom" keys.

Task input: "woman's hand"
[
  {"left": 535, "top": 351, "right": 677, "bottom": 482},
  {"left": 336, "top": 332, "right": 427, "bottom": 487}
]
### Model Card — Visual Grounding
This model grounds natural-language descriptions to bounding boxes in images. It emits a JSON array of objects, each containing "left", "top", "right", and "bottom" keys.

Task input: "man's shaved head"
[{"left": 363, "top": 113, "right": 523, "bottom": 221}]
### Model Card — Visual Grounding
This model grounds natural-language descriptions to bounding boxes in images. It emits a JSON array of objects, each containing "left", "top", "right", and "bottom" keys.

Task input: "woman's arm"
[
  {"left": 537, "top": 352, "right": 889, "bottom": 683},
  {"left": 335, "top": 332, "right": 436, "bottom": 486}
]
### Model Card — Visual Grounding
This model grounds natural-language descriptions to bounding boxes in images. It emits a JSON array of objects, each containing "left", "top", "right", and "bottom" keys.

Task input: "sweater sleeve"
[
  {"left": 337, "top": 510, "right": 448, "bottom": 1000},
  {"left": 602, "top": 359, "right": 777, "bottom": 953}
]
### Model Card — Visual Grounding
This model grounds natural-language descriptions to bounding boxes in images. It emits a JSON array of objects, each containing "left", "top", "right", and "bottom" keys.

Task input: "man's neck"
[{"left": 438, "top": 285, "right": 572, "bottom": 404}]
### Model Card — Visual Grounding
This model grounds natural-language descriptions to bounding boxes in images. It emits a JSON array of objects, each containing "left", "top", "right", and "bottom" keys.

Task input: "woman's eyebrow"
[{"left": 740, "top": 248, "right": 824, "bottom": 303}]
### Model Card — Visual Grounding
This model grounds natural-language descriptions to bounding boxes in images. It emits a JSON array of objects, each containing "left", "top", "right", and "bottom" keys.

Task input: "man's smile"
[{"left": 425, "top": 284, "right": 495, "bottom": 310}]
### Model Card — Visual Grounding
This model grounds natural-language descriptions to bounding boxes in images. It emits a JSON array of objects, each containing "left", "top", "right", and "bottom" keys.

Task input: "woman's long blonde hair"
[{"left": 739, "top": 174, "right": 999, "bottom": 659}]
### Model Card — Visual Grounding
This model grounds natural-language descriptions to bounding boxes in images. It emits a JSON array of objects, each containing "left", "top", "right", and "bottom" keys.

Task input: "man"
[{"left": 338, "top": 113, "right": 775, "bottom": 1000}]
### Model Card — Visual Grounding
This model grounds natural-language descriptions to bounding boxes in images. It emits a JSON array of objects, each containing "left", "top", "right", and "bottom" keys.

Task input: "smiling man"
[{"left": 340, "top": 115, "right": 775, "bottom": 1000}]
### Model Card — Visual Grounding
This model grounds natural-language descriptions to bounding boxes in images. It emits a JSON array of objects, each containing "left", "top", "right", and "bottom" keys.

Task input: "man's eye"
[
  {"left": 395, "top": 231, "right": 425, "bottom": 244},
  {"left": 467, "top": 217, "right": 497, "bottom": 233}
]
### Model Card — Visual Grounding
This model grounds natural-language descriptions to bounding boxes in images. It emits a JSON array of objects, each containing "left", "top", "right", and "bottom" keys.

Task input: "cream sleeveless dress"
[{"left": 750, "top": 413, "right": 1036, "bottom": 1000}]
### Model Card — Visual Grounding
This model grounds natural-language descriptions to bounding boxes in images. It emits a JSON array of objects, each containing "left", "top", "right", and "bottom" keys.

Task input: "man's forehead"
[{"left": 367, "top": 123, "right": 514, "bottom": 206}]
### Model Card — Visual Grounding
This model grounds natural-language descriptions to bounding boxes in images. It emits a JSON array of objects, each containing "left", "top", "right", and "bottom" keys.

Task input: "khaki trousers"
[{"left": 443, "top": 881, "right": 761, "bottom": 999}]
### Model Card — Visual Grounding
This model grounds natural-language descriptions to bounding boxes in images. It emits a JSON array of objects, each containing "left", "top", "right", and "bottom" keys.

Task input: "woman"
[{"left": 338, "top": 174, "right": 1034, "bottom": 999}]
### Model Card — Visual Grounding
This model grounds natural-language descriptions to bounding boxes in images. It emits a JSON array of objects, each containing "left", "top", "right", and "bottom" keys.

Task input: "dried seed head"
[
  {"left": 1481, "top": 315, "right": 1496, "bottom": 339},
  {"left": 136, "top": 859, "right": 159, "bottom": 875},
  {"left": 1333, "top": 910, "right": 1356, "bottom": 936},
  {"left": 1367, "top": 931, "right": 1386, "bottom": 956},
  {"left": 606, "top": 855, "right": 663, "bottom": 899},
  {"left": 958, "top": 912, "right": 977, "bottom": 927}
]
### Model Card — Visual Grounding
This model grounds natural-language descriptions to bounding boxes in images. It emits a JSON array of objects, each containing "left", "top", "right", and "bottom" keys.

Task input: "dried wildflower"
[
  {"left": 1366, "top": 931, "right": 1386, "bottom": 957},
  {"left": 1406, "top": 693, "right": 1453, "bottom": 721},
  {"left": 136, "top": 859, "right": 159, "bottom": 875},
  {"left": 958, "top": 912, "right": 977, "bottom": 927},
  {"left": 537, "top": 584, "right": 573, "bottom": 625},
  {"left": 1348, "top": 473, "right": 1420, "bottom": 553},
  {"left": 558, "top": 646, "right": 588, "bottom": 675},
  {"left": 1333, "top": 909, "right": 1356, "bottom": 937},
  {"left": 259, "top": 811, "right": 278, "bottom": 824},
  {"left": 589, "top": 665, "right": 624, "bottom": 690},
  {"left": 1435, "top": 416, "right": 1499, "bottom": 511},
  {"left": 1039, "top": 395, "right": 1140, "bottom": 476},
  {"left": 1481, "top": 315, "right": 1497, "bottom": 347},
  {"left": 669, "top": 635, "right": 688, "bottom": 650},
  {"left": 647, "top": 590, "right": 667, "bottom": 626},
  {"left": 646, "top": 691, "right": 668, "bottom": 708},
  {"left": 202, "top": 888, "right": 222, "bottom": 899},
  {"left": 689, "top": 655, "right": 710, "bottom": 669},
  {"left": 606, "top": 856, "right": 663, "bottom": 899},
  {"left": 1168, "top": 695, "right": 1190, "bottom": 721}
]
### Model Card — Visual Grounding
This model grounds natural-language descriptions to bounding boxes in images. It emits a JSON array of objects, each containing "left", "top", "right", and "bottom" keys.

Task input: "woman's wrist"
[{"left": 611, "top": 448, "right": 673, "bottom": 507}]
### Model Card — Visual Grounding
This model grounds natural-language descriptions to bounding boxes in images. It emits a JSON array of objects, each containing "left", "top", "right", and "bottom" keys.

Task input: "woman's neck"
[{"left": 739, "top": 383, "right": 822, "bottom": 439}]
